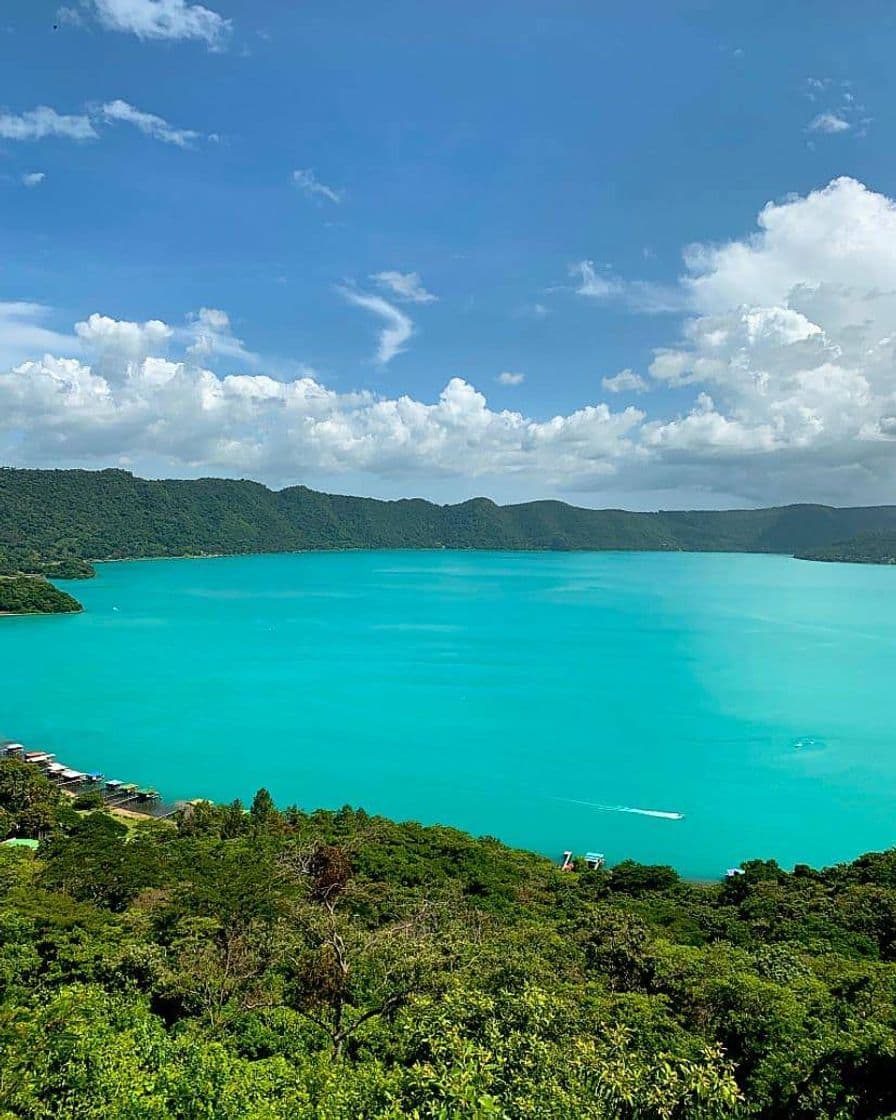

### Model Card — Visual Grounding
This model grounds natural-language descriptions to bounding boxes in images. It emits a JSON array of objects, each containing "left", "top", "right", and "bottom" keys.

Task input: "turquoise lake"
[{"left": 2, "top": 550, "right": 896, "bottom": 878}]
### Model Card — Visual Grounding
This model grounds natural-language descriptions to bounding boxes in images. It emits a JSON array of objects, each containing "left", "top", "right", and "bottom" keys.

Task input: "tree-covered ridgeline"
[
  {"left": 0, "top": 574, "right": 82, "bottom": 615},
  {"left": 796, "top": 531, "right": 896, "bottom": 564},
  {"left": 3, "top": 757, "right": 896, "bottom": 1117},
  {"left": 5, "top": 467, "right": 896, "bottom": 583}
]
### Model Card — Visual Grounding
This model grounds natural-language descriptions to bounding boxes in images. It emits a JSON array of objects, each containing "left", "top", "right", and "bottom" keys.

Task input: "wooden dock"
[{"left": 1, "top": 739, "right": 182, "bottom": 820}]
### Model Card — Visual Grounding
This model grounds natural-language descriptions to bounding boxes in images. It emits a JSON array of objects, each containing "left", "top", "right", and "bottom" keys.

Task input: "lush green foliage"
[
  {"left": 3, "top": 760, "right": 896, "bottom": 1116},
  {"left": 0, "top": 575, "right": 82, "bottom": 615},
  {"left": 797, "top": 531, "right": 896, "bottom": 564},
  {"left": 5, "top": 468, "right": 896, "bottom": 582}
]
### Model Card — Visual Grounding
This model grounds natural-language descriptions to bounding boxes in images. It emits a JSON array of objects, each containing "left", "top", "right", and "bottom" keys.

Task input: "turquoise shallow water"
[{"left": 2, "top": 550, "right": 896, "bottom": 878}]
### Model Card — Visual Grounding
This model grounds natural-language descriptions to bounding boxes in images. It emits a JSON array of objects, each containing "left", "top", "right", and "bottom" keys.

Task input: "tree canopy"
[
  {"left": 2, "top": 759, "right": 896, "bottom": 1116},
  {"left": 0, "top": 575, "right": 81, "bottom": 615},
  {"left": 4, "top": 467, "right": 896, "bottom": 582}
]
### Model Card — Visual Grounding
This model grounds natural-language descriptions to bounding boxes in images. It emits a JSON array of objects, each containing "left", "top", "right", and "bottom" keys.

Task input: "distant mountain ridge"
[{"left": 3, "top": 467, "right": 896, "bottom": 576}]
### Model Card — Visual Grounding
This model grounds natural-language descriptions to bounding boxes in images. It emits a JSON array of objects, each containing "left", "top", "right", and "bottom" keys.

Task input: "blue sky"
[{"left": 2, "top": 1, "right": 896, "bottom": 506}]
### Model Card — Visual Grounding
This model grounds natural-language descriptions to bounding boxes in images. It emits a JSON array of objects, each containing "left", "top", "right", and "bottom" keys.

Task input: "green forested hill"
[
  {"left": 797, "top": 531, "right": 896, "bottom": 564},
  {"left": 4, "top": 466, "right": 896, "bottom": 576},
  {"left": 4, "top": 757, "right": 896, "bottom": 1117},
  {"left": 0, "top": 574, "right": 82, "bottom": 614}
]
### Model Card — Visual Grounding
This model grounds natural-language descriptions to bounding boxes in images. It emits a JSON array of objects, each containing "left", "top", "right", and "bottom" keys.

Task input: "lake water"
[{"left": 2, "top": 550, "right": 896, "bottom": 878}]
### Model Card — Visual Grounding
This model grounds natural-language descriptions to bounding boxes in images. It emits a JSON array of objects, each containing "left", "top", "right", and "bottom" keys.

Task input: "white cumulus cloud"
[
  {"left": 75, "top": 312, "right": 173, "bottom": 379},
  {"left": 639, "top": 177, "right": 896, "bottom": 500},
  {"left": 21, "top": 172, "right": 46, "bottom": 187},
  {"left": 185, "top": 308, "right": 256, "bottom": 364},
  {"left": 87, "top": 0, "right": 230, "bottom": 47},
  {"left": 6, "top": 178, "right": 896, "bottom": 505},
  {"left": 602, "top": 369, "right": 648, "bottom": 394},
  {"left": 0, "top": 332, "right": 643, "bottom": 490}
]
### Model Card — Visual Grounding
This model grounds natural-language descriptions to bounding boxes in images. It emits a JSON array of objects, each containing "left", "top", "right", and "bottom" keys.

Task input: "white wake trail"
[{"left": 554, "top": 796, "right": 685, "bottom": 821}]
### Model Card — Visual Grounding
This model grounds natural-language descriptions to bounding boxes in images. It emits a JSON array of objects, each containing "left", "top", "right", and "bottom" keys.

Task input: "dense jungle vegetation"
[
  {"left": 5, "top": 468, "right": 896, "bottom": 585},
  {"left": 2, "top": 757, "right": 896, "bottom": 1117},
  {"left": 797, "top": 531, "right": 896, "bottom": 564},
  {"left": 0, "top": 575, "right": 82, "bottom": 615}
]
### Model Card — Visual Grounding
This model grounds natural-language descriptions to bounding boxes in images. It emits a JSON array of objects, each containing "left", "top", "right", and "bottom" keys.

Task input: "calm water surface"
[{"left": 3, "top": 550, "right": 895, "bottom": 878}]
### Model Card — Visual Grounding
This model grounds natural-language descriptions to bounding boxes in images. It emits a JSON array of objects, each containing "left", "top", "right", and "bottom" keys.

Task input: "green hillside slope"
[
  {"left": 0, "top": 574, "right": 82, "bottom": 615},
  {"left": 5, "top": 468, "right": 896, "bottom": 582},
  {"left": 4, "top": 758, "right": 896, "bottom": 1117}
]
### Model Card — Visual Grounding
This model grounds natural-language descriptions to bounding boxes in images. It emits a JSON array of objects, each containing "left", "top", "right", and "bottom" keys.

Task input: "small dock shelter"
[
  {"left": 23, "top": 751, "right": 54, "bottom": 765},
  {"left": 3, "top": 740, "right": 173, "bottom": 819}
]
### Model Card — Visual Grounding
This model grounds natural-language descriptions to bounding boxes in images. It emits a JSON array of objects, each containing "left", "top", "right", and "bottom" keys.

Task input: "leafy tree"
[
  {"left": 6, "top": 466, "right": 896, "bottom": 587},
  {"left": 249, "top": 788, "right": 277, "bottom": 828},
  {"left": 608, "top": 859, "right": 681, "bottom": 895},
  {"left": 0, "top": 574, "right": 81, "bottom": 614},
  {"left": 0, "top": 758, "right": 65, "bottom": 838},
  {"left": 1, "top": 757, "right": 896, "bottom": 1115}
]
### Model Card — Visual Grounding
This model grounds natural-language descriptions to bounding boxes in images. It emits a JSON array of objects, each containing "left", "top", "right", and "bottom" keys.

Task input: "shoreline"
[
  {"left": 39, "top": 546, "right": 896, "bottom": 585},
  {"left": 0, "top": 743, "right": 840, "bottom": 882},
  {"left": 60, "top": 782, "right": 181, "bottom": 824},
  {"left": 0, "top": 607, "right": 84, "bottom": 617}
]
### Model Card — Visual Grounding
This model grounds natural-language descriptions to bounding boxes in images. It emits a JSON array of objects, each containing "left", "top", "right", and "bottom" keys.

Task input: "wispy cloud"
[
  {"left": 292, "top": 168, "right": 343, "bottom": 204},
  {"left": 0, "top": 101, "right": 203, "bottom": 148},
  {"left": 371, "top": 271, "right": 437, "bottom": 304},
  {"left": 21, "top": 172, "right": 46, "bottom": 188},
  {"left": 804, "top": 78, "right": 870, "bottom": 139},
  {"left": 0, "top": 106, "right": 97, "bottom": 141},
  {"left": 339, "top": 288, "right": 413, "bottom": 365},
  {"left": 86, "top": 0, "right": 231, "bottom": 48},
  {"left": 513, "top": 301, "right": 550, "bottom": 320},
  {"left": 100, "top": 99, "right": 200, "bottom": 147},
  {"left": 55, "top": 6, "right": 84, "bottom": 27},
  {"left": 0, "top": 301, "right": 80, "bottom": 368},
  {"left": 497, "top": 371, "right": 525, "bottom": 386},
  {"left": 571, "top": 260, "right": 685, "bottom": 314},
  {"left": 602, "top": 369, "right": 648, "bottom": 394},
  {"left": 808, "top": 111, "right": 850, "bottom": 134},
  {"left": 573, "top": 260, "right": 623, "bottom": 300},
  {"left": 805, "top": 76, "right": 831, "bottom": 100}
]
